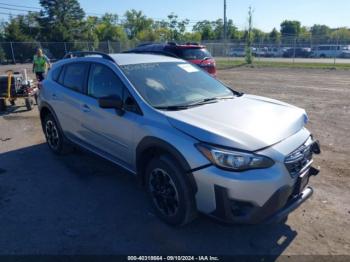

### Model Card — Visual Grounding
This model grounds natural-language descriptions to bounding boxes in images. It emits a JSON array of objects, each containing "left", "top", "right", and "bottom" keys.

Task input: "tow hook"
[
  {"left": 312, "top": 140, "right": 321, "bottom": 154},
  {"left": 309, "top": 166, "right": 320, "bottom": 176}
]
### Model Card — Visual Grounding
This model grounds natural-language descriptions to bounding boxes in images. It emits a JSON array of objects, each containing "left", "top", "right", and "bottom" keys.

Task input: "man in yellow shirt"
[{"left": 32, "top": 48, "right": 51, "bottom": 82}]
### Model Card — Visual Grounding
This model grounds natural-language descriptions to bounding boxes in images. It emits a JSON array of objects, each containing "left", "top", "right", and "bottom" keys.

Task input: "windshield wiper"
[
  {"left": 187, "top": 96, "right": 234, "bottom": 106},
  {"left": 155, "top": 96, "right": 235, "bottom": 111},
  {"left": 155, "top": 105, "right": 190, "bottom": 111}
]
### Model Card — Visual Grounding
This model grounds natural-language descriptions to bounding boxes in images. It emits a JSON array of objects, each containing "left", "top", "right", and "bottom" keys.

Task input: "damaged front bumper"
[{"left": 192, "top": 134, "right": 321, "bottom": 224}]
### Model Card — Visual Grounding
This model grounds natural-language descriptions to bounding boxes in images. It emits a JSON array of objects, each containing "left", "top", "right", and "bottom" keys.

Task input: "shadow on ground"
[{"left": 0, "top": 143, "right": 297, "bottom": 257}]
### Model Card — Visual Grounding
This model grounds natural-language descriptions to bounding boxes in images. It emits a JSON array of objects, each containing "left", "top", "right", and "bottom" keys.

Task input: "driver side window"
[{"left": 88, "top": 63, "right": 124, "bottom": 99}]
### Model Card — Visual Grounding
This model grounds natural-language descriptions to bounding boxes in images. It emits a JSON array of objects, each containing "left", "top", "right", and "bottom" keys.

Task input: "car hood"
[{"left": 162, "top": 94, "right": 308, "bottom": 151}]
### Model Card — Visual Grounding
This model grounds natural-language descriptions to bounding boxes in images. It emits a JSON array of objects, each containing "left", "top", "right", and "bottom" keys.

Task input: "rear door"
[
  {"left": 50, "top": 62, "right": 89, "bottom": 140},
  {"left": 79, "top": 62, "right": 140, "bottom": 169}
]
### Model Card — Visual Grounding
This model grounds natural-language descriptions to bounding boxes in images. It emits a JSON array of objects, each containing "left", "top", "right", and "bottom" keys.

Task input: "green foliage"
[
  {"left": 311, "top": 24, "right": 331, "bottom": 37},
  {"left": 269, "top": 28, "right": 281, "bottom": 43},
  {"left": 182, "top": 32, "right": 202, "bottom": 42},
  {"left": 252, "top": 28, "right": 267, "bottom": 42},
  {"left": 331, "top": 28, "right": 350, "bottom": 42},
  {"left": 280, "top": 20, "right": 301, "bottom": 37},
  {"left": 0, "top": 0, "right": 349, "bottom": 52},
  {"left": 124, "top": 9, "right": 153, "bottom": 39},
  {"left": 192, "top": 19, "right": 238, "bottom": 40},
  {"left": 164, "top": 13, "right": 189, "bottom": 41},
  {"left": 136, "top": 29, "right": 161, "bottom": 42},
  {"left": 94, "top": 14, "right": 127, "bottom": 42},
  {"left": 4, "top": 15, "right": 35, "bottom": 41},
  {"left": 193, "top": 20, "right": 215, "bottom": 40},
  {"left": 38, "top": 0, "right": 85, "bottom": 41}
]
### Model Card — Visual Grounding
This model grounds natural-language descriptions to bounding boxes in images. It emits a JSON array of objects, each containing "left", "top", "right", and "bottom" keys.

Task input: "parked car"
[
  {"left": 339, "top": 51, "right": 350, "bottom": 58},
  {"left": 283, "top": 47, "right": 312, "bottom": 58},
  {"left": 126, "top": 42, "right": 216, "bottom": 77},
  {"left": 39, "top": 51, "right": 321, "bottom": 226},
  {"left": 264, "top": 47, "right": 286, "bottom": 57},
  {"left": 312, "top": 45, "right": 350, "bottom": 58},
  {"left": 229, "top": 47, "right": 257, "bottom": 57},
  {"left": 338, "top": 45, "right": 350, "bottom": 58},
  {"left": 229, "top": 47, "right": 246, "bottom": 57}
]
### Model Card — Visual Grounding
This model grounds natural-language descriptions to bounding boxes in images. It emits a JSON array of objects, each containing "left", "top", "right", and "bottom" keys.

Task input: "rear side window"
[
  {"left": 51, "top": 66, "right": 62, "bottom": 82},
  {"left": 61, "top": 63, "right": 89, "bottom": 92},
  {"left": 177, "top": 48, "right": 212, "bottom": 60},
  {"left": 88, "top": 63, "right": 124, "bottom": 98}
]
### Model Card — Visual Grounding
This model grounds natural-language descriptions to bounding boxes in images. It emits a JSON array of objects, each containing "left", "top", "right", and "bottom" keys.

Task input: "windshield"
[
  {"left": 121, "top": 62, "right": 233, "bottom": 108},
  {"left": 177, "top": 48, "right": 212, "bottom": 60}
]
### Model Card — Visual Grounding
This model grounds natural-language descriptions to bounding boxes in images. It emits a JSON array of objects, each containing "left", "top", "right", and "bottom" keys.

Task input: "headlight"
[{"left": 196, "top": 143, "right": 274, "bottom": 171}]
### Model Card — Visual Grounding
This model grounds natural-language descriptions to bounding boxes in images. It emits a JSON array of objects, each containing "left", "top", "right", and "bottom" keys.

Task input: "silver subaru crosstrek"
[{"left": 38, "top": 51, "right": 321, "bottom": 226}]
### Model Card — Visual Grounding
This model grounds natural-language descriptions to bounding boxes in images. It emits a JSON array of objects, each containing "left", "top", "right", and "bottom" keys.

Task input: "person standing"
[{"left": 33, "top": 48, "right": 51, "bottom": 82}]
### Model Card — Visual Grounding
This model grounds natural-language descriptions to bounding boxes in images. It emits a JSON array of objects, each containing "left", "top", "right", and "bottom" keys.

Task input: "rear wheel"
[
  {"left": 145, "top": 155, "right": 197, "bottom": 226},
  {"left": 43, "top": 113, "right": 70, "bottom": 154}
]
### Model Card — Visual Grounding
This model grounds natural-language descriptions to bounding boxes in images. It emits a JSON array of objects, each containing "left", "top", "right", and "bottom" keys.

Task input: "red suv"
[{"left": 126, "top": 42, "right": 217, "bottom": 77}]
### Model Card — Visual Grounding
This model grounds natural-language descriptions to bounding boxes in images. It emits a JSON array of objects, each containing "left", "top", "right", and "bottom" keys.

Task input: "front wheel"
[{"left": 145, "top": 155, "right": 197, "bottom": 226}]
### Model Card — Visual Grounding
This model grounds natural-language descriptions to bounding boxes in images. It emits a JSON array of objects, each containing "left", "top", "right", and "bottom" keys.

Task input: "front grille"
[{"left": 285, "top": 137, "right": 314, "bottom": 178}]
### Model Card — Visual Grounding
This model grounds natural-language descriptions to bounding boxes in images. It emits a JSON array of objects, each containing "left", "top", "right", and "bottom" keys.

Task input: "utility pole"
[{"left": 223, "top": 0, "right": 227, "bottom": 40}]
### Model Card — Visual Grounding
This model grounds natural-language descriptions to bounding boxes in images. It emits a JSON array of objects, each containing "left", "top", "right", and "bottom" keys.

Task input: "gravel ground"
[{"left": 0, "top": 64, "right": 350, "bottom": 257}]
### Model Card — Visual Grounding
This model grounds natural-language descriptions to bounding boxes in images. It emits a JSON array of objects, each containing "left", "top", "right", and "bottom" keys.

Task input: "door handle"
[
  {"left": 82, "top": 104, "right": 91, "bottom": 112},
  {"left": 52, "top": 93, "right": 58, "bottom": 100}
]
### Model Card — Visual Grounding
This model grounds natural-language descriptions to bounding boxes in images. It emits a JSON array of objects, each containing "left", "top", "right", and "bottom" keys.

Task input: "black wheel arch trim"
[
  {"left": 39, "top": 102, "right": 64, "bottom": 136},
  {"left": 136, "top": 136, "right": 200, "bottom": 193}
]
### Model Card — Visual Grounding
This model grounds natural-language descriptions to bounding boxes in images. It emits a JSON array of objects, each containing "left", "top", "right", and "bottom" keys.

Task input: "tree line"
[{"left": 1, "top": 0, "right": 350, "bottom": 46}]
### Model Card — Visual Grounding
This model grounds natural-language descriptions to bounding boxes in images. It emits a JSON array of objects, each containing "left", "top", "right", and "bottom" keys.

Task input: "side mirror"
[{"left": 98, "top": 95, "right": 123, "bottom": 110}]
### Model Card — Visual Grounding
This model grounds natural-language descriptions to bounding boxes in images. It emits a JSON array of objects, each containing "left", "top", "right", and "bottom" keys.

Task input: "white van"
[{"left": 312, "top": 45, "right": 350, "bottom": 58}]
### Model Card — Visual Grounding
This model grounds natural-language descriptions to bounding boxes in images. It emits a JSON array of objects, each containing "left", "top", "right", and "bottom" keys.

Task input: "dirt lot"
[{"left": 0, "top": 64, "right": 350, "bottom": 257}]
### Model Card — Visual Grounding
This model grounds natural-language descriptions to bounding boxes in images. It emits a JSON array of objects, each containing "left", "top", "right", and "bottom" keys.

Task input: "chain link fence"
[
  {"left": 0, "top": 41, "right": 137, "bottom": 64},
  {"left": 204, "top": 36, "right": 350, "bottom": 62},
  {"left": 1, "top": 37, "right": 350, "bottom": 64}
]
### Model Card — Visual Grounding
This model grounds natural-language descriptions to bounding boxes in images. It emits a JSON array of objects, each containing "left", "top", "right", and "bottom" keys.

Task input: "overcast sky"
[{"left": 1, "top": 0, "right": 349, "bottom": 32}]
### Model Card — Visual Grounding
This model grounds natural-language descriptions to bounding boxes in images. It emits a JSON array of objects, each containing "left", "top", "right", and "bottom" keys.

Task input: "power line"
[
  {"left": 0, "top": 6, "right": 38, "bottom": 12},
  {"left": 0, "top": 2, "right": 40, "bottom": 10},
  {"left": 0, "top": 2, "right": 214, "bottom": 29},
  {"left": 0, "top": 11, "right": 25, "bottom": 16}
]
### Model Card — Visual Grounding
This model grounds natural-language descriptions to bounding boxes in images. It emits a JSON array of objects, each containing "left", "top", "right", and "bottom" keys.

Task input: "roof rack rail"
[{"left": 63, "top": 51, "right": 115, "bottom": 62}]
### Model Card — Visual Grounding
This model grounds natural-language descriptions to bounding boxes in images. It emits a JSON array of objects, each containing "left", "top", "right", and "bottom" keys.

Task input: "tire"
[
  {"left": 278, "top": 215, "right": 289, "bottom": 224},
  {"left": 0, "top": 99, "right": 6, "bottom": 112},
  {"left": 43, "top": 113, "right": 70, "bottom": 154},
  {"left": 25, "top": 98, "right": 33, "bottom": 111},
  {"left": 145, "top": 155, "right": 197, "bottom": 226}
]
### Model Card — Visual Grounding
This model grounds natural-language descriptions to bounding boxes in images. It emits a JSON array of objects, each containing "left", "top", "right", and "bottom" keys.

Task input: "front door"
[{"left": 79, "top": 63, "right": 137, "bottom": 169}]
